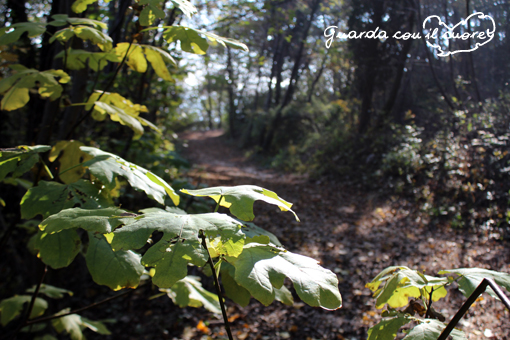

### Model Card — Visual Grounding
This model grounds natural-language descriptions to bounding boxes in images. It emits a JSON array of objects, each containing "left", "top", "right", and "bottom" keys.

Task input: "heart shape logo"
[{"left": 423, "top": 12, "right": 496, "bottom": 57}]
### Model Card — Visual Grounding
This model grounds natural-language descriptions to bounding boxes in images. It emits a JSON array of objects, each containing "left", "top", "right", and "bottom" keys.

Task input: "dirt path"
[{"left": 176, "top": 130, "right": 509, "bottom": 340}]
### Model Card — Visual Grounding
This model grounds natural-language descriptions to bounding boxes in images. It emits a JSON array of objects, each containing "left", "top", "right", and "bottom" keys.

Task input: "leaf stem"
[
  {"left": 425, "top": 287, "right": 434, "bottom": 319},
  {"left": 199, "top": 232, "right": 234, "bottom": 340},
  {"left": 214, "top": 195, "right": 223, "bottom": 213}
]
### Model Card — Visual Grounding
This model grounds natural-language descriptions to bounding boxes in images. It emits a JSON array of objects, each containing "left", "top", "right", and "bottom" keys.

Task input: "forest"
[{"left": 0, "top": 0, "right": 510, "bottom": 339}]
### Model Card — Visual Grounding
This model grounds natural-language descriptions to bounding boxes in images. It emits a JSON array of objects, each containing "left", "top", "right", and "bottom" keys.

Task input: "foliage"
[{"left": 366, "top": 266, "right": 510, "bottom": 340}]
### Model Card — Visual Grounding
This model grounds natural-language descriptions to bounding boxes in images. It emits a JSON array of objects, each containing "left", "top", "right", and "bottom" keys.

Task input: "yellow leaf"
[{"left": 1, "top": 86, "right": 29, "bottom": 111}]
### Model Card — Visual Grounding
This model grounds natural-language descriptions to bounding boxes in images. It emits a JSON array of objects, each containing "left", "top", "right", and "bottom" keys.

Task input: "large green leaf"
[
  {"left": 80, "top": 146, "right": 179, "bottom": 205},
  {"left": 52, "top": 310, "right": 111, "bottom": 340},
  {"left": 39, "top": 207, "right": 127, "bottom": 235},
  {"left": 30, "top": 229, "right": 82, "bottom": 269},
  {"left": 0, "top": 68, "right": 70, "bottom": 111},
  {"left": 439, "top": 268, "right": 510, "bottom": 300},
  {"left": 0, "top": 296, "right": 48, "bottom": 326},
  {"left": 226, "top": 243, "right": 341, "bottom": 310},
  {"left": 85, "top": 233, "right": 144, "bottom": 290},
  {"left": 0, "top": 145, "right": 50, "bottom": 181},
  {"left": 240, "top": 221, "right": 282, "bottom": 246},
  {"left": 403, "top": 319, "right": 466, "bottom": 340},
  {"left": 50, "top": 26, "right": 112, "bottom": 51},
  {"left": 221, "top": 262, "right": 252, "bottom": 307},
  {"left": 115, "top": 43, "right": 175, "bottom": 81},
  {"left": 366, "top": 267, "right": 448, "bottom": 309},
  {"left": 160, "top": 276, "right": 221, "bottom": 314},
  {"left": 367, "top": 316, "right": 412, "bottom": 340},
  {"left": 161, "top": 26, "right": 248, "bottom": 54},
  {"left": 55, "top": 49, "right": 120, "bottom": 71},
  {"left": 138, "top": 0, "right": 166, "bottom": 26},
  {"left": 110, "top": 210, "right": 244, "bottom": 288},
  {"left": 181, "top": 185, "right": 299, "bottom": 222},
  {"left": 20, "top": 180, "right": 112, "bottom": 219},
  {"left": 0, "top": 22, "right": 47, "bottom": 45}
]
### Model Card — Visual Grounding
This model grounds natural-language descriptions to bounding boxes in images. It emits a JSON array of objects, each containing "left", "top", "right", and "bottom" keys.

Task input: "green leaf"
[
  {"left": 39, "top": 207, "right": 127, "bottom": 235},
  {"left": 181, "top": 185, "right": 299, "bottom": 221},
  {"left": 0, "top": 145, "right": 50, "bottom": 181},
  {"left": 80, "top": 146, "right": 179, "bottom": 205},
  {"left": 30, "top": 229, "right": 82, "bottom": 269},
  {"left": 274, "top": 285, "right": 294, "bottom": 306},
  {"left": 0, "top": 22, "right": 47, "bottom": 45},
  {"left": 21, "top": 180, "right": 112, "bottom": 219},
  {"left": 439, "top": 268, "right": 510, "bottom": 300},
  {"left": 110, "top": 210, "right": 244, "bottom": 287},
  {"left": 55, "top": 49, "right": 120, "bottom": 71},
  {"left": 226, "top": 243, "right": 341, "bottom": 310},
  {"left": 50, "top": 26, "right": 112, "bottom": 51},
  {"left": 71, "top": 0, "right": 111, "bottom": 13},
  {"left": 0, "top": 296, "right": 48, "bottom": 326},
  {"left": 366, "top": 267, "right": 448, "bottom": 309},
  {"left": 52, "top": 310, "right": 111, "bottom": 340},
  {"left": 26, "top": 284, "right": 73, "bottom": 299},
  {"left": 49, "top": 14, "right": 108, "bottom": 29},
  {"left": 161, "top": 276, "right": 221, "bottom": 314},
  {"left": 49, "top": 140, "right": 92, "bottom": 184},
  {"left": 403, "top": 319, "right": 466, "bottom": 340},
  {"left": 0, "top": 69, "right": 69, "bottom": 110},
  {"left": 221, "top": 262, "right": 251, "bottom": 307},
  {"left": 139, "top": 0, "right": 166, "bottom": 26},
  {"left": 86, "top": 233, "right": 144, "bottom": 290},
  {"left": 240, "top": 221, "right": 282, "bottom": 246},
  {"left": 162, "top": 26, "right": 209, "bottom": 54},
  {"left": 367, "top": 316, "right": 412, "bottom": 340},
  {"left": 160, "top": 26, "right": 248, "bottom": 53}
]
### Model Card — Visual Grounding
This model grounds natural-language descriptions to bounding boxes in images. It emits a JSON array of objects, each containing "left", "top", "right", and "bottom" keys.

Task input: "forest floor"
[
  {"left": 167, "top": 130, "right": 509, "bottom": 340},
  {"left": 92, "top": 130, "right": 509, "bottom": 340}
]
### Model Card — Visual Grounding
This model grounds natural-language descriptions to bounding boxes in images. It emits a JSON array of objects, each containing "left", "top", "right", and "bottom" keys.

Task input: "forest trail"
[{"left": 175, "top": 130, "right": 509, "bottom": 340}]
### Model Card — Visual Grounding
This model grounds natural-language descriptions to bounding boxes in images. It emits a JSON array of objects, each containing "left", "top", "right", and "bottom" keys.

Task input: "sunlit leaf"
[
  {"left": 71, "top": 0, "right": 111, "bottom": 14},
  {"left": 115, "top": 43, "right": 175, "bottom": 81},
  {"left": 439, "top": 268, "right": 510, "bottom": 300},
  {"left": 226, "top": 243, "right": 342, "bottom": 310},
  {"left": 181, "top": 185, "right": 299, "bottom": 221},
  {"left": 161, "top": 276, "right": 221, "bottom": 314},
  {"left": 110, "top": 210, "right": 244, "bottom": 288},
  {"left": 367, "top": 316, "right": 412, "bottom": 340},
  {"left": 49, "top": 14, "right": 108, "bottom": 29},
  {"left": 169, "top": 0, "right": 197, "bottom": 18},
  {"left": 80, "top": 146, "right": 179, "bottom": 205},
  {"left": 367, "top": 267, "right": 448, "bottom": 309}
]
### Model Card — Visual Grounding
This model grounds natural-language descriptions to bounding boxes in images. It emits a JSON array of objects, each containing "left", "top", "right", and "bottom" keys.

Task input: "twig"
[
  {"left": 424, "top": 287, "right": 434, "bottom": 319},
  {"left": 65, "top": 38, "right": 135, "bottom": 139},
  {"left": 214, "top": 195, "right": 224, "bottom": 213},
  {"left": 199, "top": 232, "right": 234, "bottom": 340},
  {"left": 25, "top": 286, "right": 138, "bottom": 326},
  {"left": 10, "top": 266, "right": 47, "bottom": 340}
]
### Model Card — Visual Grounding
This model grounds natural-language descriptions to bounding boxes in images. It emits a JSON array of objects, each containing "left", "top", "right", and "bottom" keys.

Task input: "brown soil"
[{"left": 170, "top": 130, "right": 510, "bottom": 340}]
